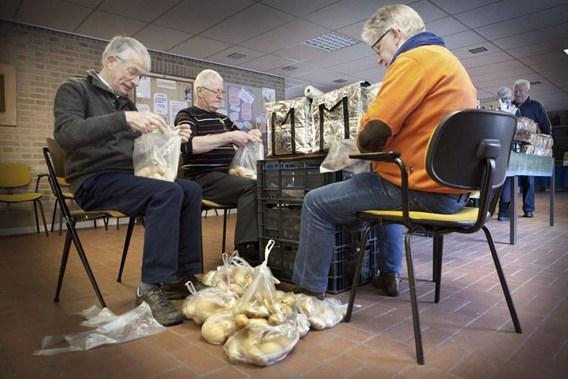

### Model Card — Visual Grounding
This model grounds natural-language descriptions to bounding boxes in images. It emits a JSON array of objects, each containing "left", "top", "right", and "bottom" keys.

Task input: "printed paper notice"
[
  {"left": 169, "top": 100, "right": 187, "bottom": 128},
  {"left": 153, "top": 93, "right": 168, "bottom": 115},
  {"left": 156, "top": 78, "right": 176, "bottom": 90},
  {"left": 262, "top": 88, "right": 275, "bottom": 103},
  {"left": 239, "top": 87, "right": 255, "bottom": 104},
  {"left": 136, "top": 77, "right": 151, "bottom": 99}
]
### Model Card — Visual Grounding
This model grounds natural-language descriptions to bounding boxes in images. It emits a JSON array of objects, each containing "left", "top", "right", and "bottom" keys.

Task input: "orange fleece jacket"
[{"left": 360, "top": 45, "right": 477, "bottom": 194}]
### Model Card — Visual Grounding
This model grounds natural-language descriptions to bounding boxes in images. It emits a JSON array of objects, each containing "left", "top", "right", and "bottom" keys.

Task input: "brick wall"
[{"left": 0, "top": 21, "right": 285, "bottom": 234}]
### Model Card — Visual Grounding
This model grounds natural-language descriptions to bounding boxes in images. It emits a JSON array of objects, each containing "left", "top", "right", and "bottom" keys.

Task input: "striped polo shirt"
[{"left": 175, "top": 105, "right": 238, "bottom": 178}]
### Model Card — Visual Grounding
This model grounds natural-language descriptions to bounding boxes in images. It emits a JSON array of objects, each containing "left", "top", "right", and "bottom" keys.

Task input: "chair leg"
[
  {"left": 36, "top": 199, "right": 49, "bottom": 236},
  {"left": 33, "top": 201, "right": 40, "bottom": 234},
  {"left": 116, "top": 217, "right": 120, "bottom": 230},
  {"left": 481, "top": 225, "right": 522, "bottom": 333},
  {"left": 433, "top": 234, "right": 443, "bottom": 303},
  {"left": 67, "top": 221, "right": 107, "bottom": 307},
  {"left": 103, "top": 217, "right": 109, "bottom": 231},
  {"left": 222, "top": 209, "right": 228, "bottom": 253},
  {"left": 50, "top": 199, "right": 58, "bottom": 233},
  {"left": 117, "top": 217, "right": 136, "bottom": 282},
  {"left": 54, "top": 228, "right": 73, "bottom": 303},
  {"left": 345, "top": 222, "right": 375, "bottom": 322},
  {"left": 405, "top": 233, "right": 425, "bottom": 365}
]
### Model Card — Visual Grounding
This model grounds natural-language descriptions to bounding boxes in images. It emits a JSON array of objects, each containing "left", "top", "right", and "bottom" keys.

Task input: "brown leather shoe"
[{"left": 372, "top": 272, "right": 400, "bottom": 297}]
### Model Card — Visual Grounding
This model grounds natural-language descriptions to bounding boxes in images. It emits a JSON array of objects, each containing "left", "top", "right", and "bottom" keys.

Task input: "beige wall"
[{"left": 0, "top": 21, "right": 285, "bottom": 235}]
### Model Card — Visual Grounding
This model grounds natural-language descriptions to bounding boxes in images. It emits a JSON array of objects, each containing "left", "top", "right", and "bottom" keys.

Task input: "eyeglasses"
[
  {"left": 371, "top": 28, "right": 391, "bottom": 55},
  {"left": 200, "top": 87, "right": 225, "bottom": 97},
  {"left": 115, "top": 56, "right": 147, "bottom": 80}
]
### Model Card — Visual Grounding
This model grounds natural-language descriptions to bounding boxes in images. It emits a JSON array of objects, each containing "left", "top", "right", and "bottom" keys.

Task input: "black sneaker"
[
  {"left": 372, "top": 272, "right": 400, "bottom": 297},
  {"left": 136, "top": 286, "right": 184, "bottom": 326},
  {"left": 290, "top": 286, "right": 326, "bottom": 300},
  {"left": 161, "top": 276, "right": 205, "bottom": 300}
]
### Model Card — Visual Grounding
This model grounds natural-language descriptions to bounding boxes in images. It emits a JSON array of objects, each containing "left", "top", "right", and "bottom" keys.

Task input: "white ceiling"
[{"left": 1, "top": 0, "right": 568, "bottom": 110}]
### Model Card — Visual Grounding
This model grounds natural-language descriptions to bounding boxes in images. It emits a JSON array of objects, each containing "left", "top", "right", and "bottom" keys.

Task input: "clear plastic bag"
[
  {"left": 320, "top": 139, "right": 370, "bottom": 174},
  {"left": 182, "top": 282, "right": 238, "bottom": 325},
  {"left": 133, "top": 129, "right": 181, "bottom": 181},
  {"left": 228, "top": 142, "right": 264, "bottom": 180},
  {"left": 223, "top": 320, "right": 300, "bottom": 366},
  {"left": 33, "top": 303, "right": 166, "bottom": 356},
  {"left": 295, "top": 294, "right": 348, "bottom": 330}
]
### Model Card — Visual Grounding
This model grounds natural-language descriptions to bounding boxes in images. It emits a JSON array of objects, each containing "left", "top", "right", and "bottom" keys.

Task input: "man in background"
[
  {"left": 175, "top": 69, "right": 262, "bottom": 263},
  {"left": 498, "top": 79, "right": 551, "bottom": 219}
]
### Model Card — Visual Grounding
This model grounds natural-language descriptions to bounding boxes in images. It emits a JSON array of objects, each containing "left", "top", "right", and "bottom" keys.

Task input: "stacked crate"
[{"left": 257, "top": 155, "right": 380, "bottom": 293}]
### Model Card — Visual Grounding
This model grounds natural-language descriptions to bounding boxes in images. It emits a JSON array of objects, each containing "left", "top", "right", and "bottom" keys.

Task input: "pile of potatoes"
[{"left": 182, "top": 249, "right": 347, "bottom": 366}]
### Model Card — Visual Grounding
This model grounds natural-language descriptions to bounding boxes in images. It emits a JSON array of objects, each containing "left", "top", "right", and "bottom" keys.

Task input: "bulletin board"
[
  {"left": 134, "top": 73, "right": 194, "bottom": 127},
  {"left": 220, "top": 83, "right": 276, "bottom": 135}
]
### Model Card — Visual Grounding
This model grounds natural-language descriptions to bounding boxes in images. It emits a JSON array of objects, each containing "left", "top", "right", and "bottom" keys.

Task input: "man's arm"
[{"left": 536, "top": 102, "right": 551, "bottom": 135}]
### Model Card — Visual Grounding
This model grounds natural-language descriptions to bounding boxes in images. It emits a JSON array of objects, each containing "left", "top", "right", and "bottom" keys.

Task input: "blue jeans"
[
  {"left": 292, "top": 172, "right": 469, "bottom": 293},
  {"left": 499, "top": 176, "right": 535, "bottom": 215},
  {"left": 75, "top": 171, "right": 203, "bottom": 284}
]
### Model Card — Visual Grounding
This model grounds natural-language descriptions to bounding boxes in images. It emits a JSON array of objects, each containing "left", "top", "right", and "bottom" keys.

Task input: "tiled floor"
[{"left": 1, "top": 193, "right": 567, "bottom": 378}]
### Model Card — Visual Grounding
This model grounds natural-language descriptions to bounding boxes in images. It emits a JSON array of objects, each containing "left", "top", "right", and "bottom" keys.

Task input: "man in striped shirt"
[{"left": 175, "top": 69, "right": 262, "bottom": 262}]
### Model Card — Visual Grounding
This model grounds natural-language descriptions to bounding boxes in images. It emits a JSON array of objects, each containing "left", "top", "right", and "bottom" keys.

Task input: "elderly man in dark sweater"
[{"left": 53, "top": 36, "right": 202, "bottom": 326}]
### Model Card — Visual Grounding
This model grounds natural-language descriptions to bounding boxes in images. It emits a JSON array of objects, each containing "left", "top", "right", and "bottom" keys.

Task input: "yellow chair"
[
  {"left": 43, "top": 147, "right": 136, "bottom": 307},
  {"left": 0, "top": 162, "right": 48, "bottom": 235},
  {"left": 344, "top": 109, "right": 522, "bottom": 364}
]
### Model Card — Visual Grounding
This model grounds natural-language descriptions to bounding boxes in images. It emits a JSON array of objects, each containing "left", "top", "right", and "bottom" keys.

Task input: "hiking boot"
[
  {"left": 161, "top": 276, "right": 205, "bottom": 300},
  {"left": 290, "top": 285, "right": 326, "bottom": 300},
  {"left": 372, "top": 272, "right": 400, "bottom": 297},
  {"left": 136, "top": 286, "right": 184, "bottom": 326}
]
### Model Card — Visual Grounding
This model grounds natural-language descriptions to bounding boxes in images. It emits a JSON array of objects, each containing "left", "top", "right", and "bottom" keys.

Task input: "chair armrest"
[{"left": 349, "top": 151, "right": 401, "bottom": 161}]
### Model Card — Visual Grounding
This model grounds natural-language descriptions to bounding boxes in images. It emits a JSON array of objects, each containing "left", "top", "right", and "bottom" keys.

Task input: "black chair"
[
  {"left": 43, "top": 147, "right": 136, "bottom": 307},
  {"left": 344, "top": 109, "right": 522, "bottom": 364}
]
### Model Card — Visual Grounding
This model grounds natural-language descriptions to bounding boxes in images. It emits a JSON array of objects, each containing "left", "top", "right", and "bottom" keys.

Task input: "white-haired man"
[
  {"left": 54, "top": 36, "right": 202, "bottom": 326},
  {"left": 175, "top": 70, "right": 262, "bottom": 262},
  {"left": 290, "top": 4, "right": 476, "bottom": 298},
  {"left": 498, "top": 79, "right": 551, "bottom": 219}
]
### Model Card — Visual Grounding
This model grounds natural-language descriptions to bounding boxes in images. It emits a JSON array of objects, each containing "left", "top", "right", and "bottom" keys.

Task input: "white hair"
[
  {"left": 497, "top": 86, "right": 512, "bottom": 101},
  {"left": 102, "top": 36, "right": 151, "bottom": 71},
  {"left": 194, "top": 69, "right": 223, "bottom": 89},
  {"left": 361, "top": 4, "right": 426, "bottom": 46},
  {"left": 514, "top": 79, "right": 531, "bottom": 90}
]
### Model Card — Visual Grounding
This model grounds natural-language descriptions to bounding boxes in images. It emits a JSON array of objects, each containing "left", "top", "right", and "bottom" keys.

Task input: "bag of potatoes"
[
  {"left": 223, "top": 320, "right": 300, "bottom": 366},
  {"left": 182, "top": 282, "right": 238, "bottom": 325},
  {"left": 201, "top": 311, "right": 237, "bottom": 345},
  {"left": 133, "top": 128, "right": 181, "bottom": 181},
  {"left": 295, "top": 294, "right": 347, "bottom": 330}
]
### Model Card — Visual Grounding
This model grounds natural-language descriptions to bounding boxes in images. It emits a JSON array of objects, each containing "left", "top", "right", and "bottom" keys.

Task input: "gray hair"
[
  {"left": 102, "top": 36, "right": 151, "bottom": 72},
  {"left": 194, "top": 69, "right": 223, "bottom": 89},
  {"left": 514, "top": 79, "right": 531, "bottom": 90},
  {"left": 361, "top": 4, "right": 426, "bottom": 46},
  {"left": 497, "top": 86, "right": 512, "bottom": 101}
]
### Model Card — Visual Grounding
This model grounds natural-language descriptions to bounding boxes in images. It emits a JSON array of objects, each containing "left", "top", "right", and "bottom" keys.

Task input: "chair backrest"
[
  {"left": 426, "top": 109, "right": 516, "bottom": 191},
  {"left": 46, "top": 137, "right": 66, "bottom": 179},
  {"left": 0, "top": 163, "right": 33, "bottom": 188},
  {"left": 43, "top": 147, "right": 73, "bottom": 220}
]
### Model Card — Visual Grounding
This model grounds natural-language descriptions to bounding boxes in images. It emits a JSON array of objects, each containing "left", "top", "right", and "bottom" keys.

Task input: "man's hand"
[
  {"left": 125, "top": 111, "right": 168, "bottom": 134},
  {"left": 174, "top": 124, "right": 192, "bottom": 143},
  {"left": 248, "top": 129, "right": 262, "bottom": 142},
  {"left": 230, "top": 130, "right": 260, "bottom": 147}
]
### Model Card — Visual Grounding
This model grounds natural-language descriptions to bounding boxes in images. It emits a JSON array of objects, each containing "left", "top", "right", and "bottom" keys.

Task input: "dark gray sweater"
[{"left": 53, "top": 70, "right": 139, "bottom": 192}]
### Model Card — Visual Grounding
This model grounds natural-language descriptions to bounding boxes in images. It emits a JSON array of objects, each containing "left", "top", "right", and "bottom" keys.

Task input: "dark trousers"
[
  {"left": 499, "top": 176, "right": 536, "bottom": 215},
  {"left": 75, "top": 171, "right": 203, "bottom": 284},
  {"left": 192, "top": 171, "right": 257, "bottom": 246}
]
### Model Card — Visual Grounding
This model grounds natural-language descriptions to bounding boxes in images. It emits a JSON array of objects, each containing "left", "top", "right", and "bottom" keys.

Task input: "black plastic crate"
[
  {"left": 260, "top": 233, "right": 379, "bottom": 294},
  {"left": 257, "top": 156, "right": 352, "bottom": 203}
]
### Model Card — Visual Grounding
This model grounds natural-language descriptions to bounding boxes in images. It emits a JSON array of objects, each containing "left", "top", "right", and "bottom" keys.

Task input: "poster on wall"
[
  {"left": 0, "top": 63, "right": 17, "bottom": 127},
  {"left": 228, "top": 84, "right": 256, "bottom": 131}
]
